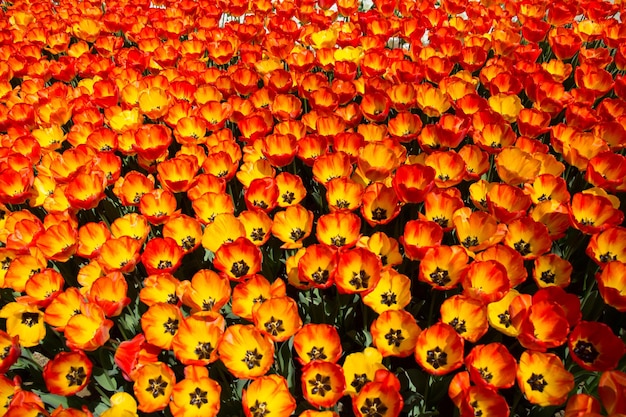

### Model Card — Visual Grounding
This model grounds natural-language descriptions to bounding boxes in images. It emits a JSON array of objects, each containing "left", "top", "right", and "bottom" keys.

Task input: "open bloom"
[
  {"left": 217, "top": 324, "right": 274, "bottom": 379},
  {"left": 415, "top": 322, "right": 465, "bottom": 376},
  {"left": 301, "top": 361, "right": 346, "bottom": 409},
  {"left": 43, "top": 351, "right": 93, "bottom": 396},
  {"left": 293, "top": 324, "right": 343, "bottom": 366},
  {"left": 517, "top": 350, "right": 574, "bottom": 407},
  {"left": 132, "top": 362, "right": 176, "bottom": 413},
  {"left": 243, "top": 375, "right": 296, "bottom": 417},
  {"left": 169, "top": 367, "right": 221, "bottom": 417}
]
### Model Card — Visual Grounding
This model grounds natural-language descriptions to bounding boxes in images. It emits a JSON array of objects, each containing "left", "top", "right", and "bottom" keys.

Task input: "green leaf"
[{"left": 93, "top": 367, "right": 118, "bottom": 392}]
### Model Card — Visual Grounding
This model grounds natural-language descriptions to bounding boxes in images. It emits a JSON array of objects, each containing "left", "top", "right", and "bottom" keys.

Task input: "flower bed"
[{"left": 1, "top": 0, "right": 626, "bottom": 416}]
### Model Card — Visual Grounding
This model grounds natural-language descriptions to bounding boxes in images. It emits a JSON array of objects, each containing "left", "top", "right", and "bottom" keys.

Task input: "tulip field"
[{"left": 0, "top": 0, "right": 626, "bottom": 416}]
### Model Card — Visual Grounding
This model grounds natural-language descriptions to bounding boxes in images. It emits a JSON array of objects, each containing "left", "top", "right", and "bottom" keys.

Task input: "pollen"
[
  {"left": 231, "top": 260, "right": 250, "bottom": 277},
  {"left": 573, "top": 340, "right": 599, "bottom": 363},
  {"left": 426, "top": 346, "right": 448, "bottom": 369},
  {"left": 242, "top": 348, "right": 263, "bottom": 369},
  {"left": 194, "top": 342, "right": 214, "bottom": 360},
  {"left": 263, "top": 316, "right": 285, "bottom": 336},
  {"left": 360, "top": 397, "right": 388, "bottom": 417},
  {"left": 527, "top": 373, "right": 548, "bottom": 392},
  {"left": 146, "top": 375, "right": 168, "bottom": 398},
  {"left": 65, "top": 366, "right": 86, "bottom": 387},
  {"left": 21, "top": 312, "right": 40, "bottom": 327},
  {"left": 308, "top": 373, "right": 332, "bottom": 396},
  {"left": 189, "top": 387, "right": 208, "bottom": 408},
  {"left": 349, "top": 270, "right": 370, "bottom": 289},
  {"left": 429, "top": 267, "right": 451, "bottom": 286},
  {"left": 163, "top": 317, "right": 179, "bottom": 335},
  {"left": 307, "top": 346, "right": 327, "bottom": 361},
  {"left": 384, "top": 328, "right": 405, "bottom": 347},
  {"left": 250, "top": 400, "right": 269, "bottom": 417}
]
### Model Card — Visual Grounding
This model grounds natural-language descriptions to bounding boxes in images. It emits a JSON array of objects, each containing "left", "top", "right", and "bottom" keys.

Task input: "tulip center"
[
  {"left": 461, "top": 236, "right": 479, "bottom": 248},
  {"left": 513, "top": 240, "right": 531, "bottom": 256},
  {"left": 163, "top": 317, "right": 179, "bottom": 335},
  {"left": 290, "top": 228, "right": 305, "bottom": 241},
  {"left": 426, "top": 346, "right": 448, "bottom": 369},
  {"left": 167, "top": 294, "right": 178, "bottom": 304},
  {"left": 381, "top": 291, "right": 397, "bottom": 306},
  {"left": 429, "top": 267, "right": 450, "bottom": 286},
  {"left": 371, "top": 207, "right": 387, "bottom": 221},
  {"left": 307, "top": 346, "right": 327, "bottom": 361},
  {"left": 250, "top": 228, "right": 266, "bottom": 242},
  {"left": 308, "top": 373, "right": 332, "bottom": 396},
  {"left": 202, "top": 298, "right": 215, "bottom": 310},
  {"left": 385, "top": 328, "right": 405, "bottom": 347},
  {"left": 580, "top": 218, "right": 595, "bottom": 226},
  {"left": 264, "top": 316, "right": 285, "bottom": 336},
  {"left": 349, "top": 270, "right": 371, "bottom": 290},
  {"left": 21, "top": 312, "right": 40, "bottom": 327},
  {"left": 250, "top": 400, "right": 269, "bottom": 417},
  {"left": 335, "top": 199, "right": 350, "bottom": 209},
  {"left": 65, "top": 366, "right": 86, "bottom": 387},
  {"left": 194, "top": 342, "right": 214, "bottom": 360},
  {"left": 360, "top": 397, "right": 388, "bottom": 417},
  {"left": 231, "top": 260, "right": 250, "bottom": 278},
  {"left": 431, "top": 216, "right": 448, "bottom": 228},
  {"left": 478, "top": 367, "right": 493, "bottom": 383},
  {"left": 527, "top": 373, "right": 548, "bottom": 392},
  {"left": 282, "top": 191, "right": 295, "bottom": 204},
  {"left": 189, "top": 387, "right": 208, "bottom": 409},
  {"left": 498, "top": 311, "right": 512, "bottom": 328},
  {"left": 351, "top": 373, "right": 370, "bottom": 393},
  {"left": 146, "top": 375, "right": 168, "bottom": 398},
  {"left": 158, "top": 260, "right": 173, "bottom": 269},
  {"left": 540, "top": 271, "right": 556, "bottom": 284},
  {"left": 573, "top": 340, "right": 599, "bottom": 363},
  {"left": 1, "top": 257, "right": 10, "bottom": 270},
  {"left": 448, "top": 317, "right": 467, "bottom": 334},
  {"left": 253, "top": 200, "right": 269, "bottom": 210},
  {"left": 330, "top": 235, "right": 346, "bottom": 246},
  {"left": 242, "top": 348, "right": 263, "bottom": 370},
  {"left": 311, "top": 267, "right": 329, "bottom": 284},
  {"left": 181, "top": 236, "right": 196, "bottom": 250},
  {"left": 599, "top": 251, "right": 617, "bottom": 263}
]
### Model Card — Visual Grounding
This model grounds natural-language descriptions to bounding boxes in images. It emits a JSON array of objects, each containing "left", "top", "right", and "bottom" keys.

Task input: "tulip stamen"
[
  {"left": 349, "top": 270, "right": 370, "bottom": 289},
  {"left": 264, "top": 316, "right": 285, "bottom": 336},
  {"left": 65, "top": 366, "right": 86, "bottom": 387},
  {"left": 21, "top": 312, "right": 40, "bottom": 327},
  {"left": 308, "top": 373, "right": 332, "bottom": 396},
  {"left": 250, "top": 228, "right": 266, "bottom": 241},
  {"left": 351, "top": 373, "right": 370, "bottom": 393},
  {"left": 311, "top": 267, "right": 329, "bottom": 284},
  {"left": 146, "top": 375, "right": 168, "bottom": 398},
  {"left": 380, "top": 291, "right": 397, "bottom": 306},
  {"left": 250, "top": 400, "right": 269, "bottom": 417},
  {"left": 242, "top": 348, "right": 263, "bottom": 370},
  {"left": 307, "top": 346, "right": 327, "bottom": 361},
  {"left": 527, "top": 373, "right": 548, "bottom": 392},
  {"left": 429, "top": 267, "right": 451, "bottom": 286},
  {"left": 384, "top": 328, "right": 405, "bottom": 347},
  {"left": 163, "top": 317, "right": 179, "bottom": 335},
  {"left": 426, "top": 346, "right": 448, "bottom": 369},
  {"left": 573, "top": 340, "right": 599, "bottom": 363},
  {"left": 189, "top": 387, "right": 208, "bottom": 409},
  {"left": 290, "top": 228, "right": 305, "bottom": 241},
  {"left": 360, "top": 397, "right": 388, "bottom": 417},
  {"left": 194, "top": 342, "right": 214, "bottom": 360},
  {"left": 448, "top": 317, "right": 467, "bottom": 334},
  {"left": 231, "top": 260, "right": 250, "bottom": 277}
]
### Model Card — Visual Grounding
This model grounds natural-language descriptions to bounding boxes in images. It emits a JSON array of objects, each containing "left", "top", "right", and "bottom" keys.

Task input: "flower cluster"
[{"left": 1, "top": 0, "right": 626, "bottom": 416}]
